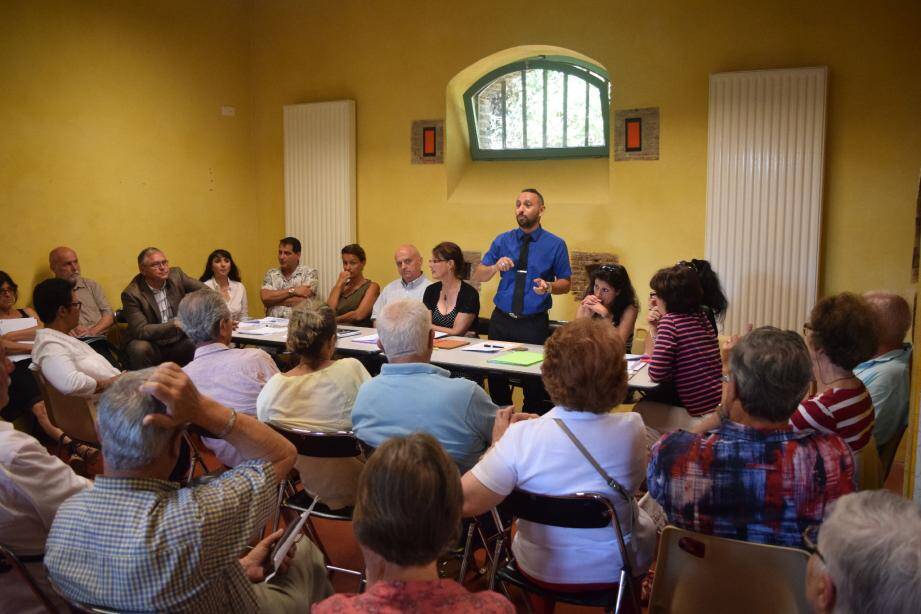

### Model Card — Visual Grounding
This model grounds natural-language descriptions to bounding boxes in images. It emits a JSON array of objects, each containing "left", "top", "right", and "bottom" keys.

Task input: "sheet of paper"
[
  {"left": 0, "top": 317, "right": 37, "bottom": 336},
  {"left": 265, "top": 498, "right": 316, "bottom": 583},
  {"left": 433, "top": 331, "right": 448, "bottom": 339},
  {"left": 461, "top": 341, "right": 518, "bottom": 353},
  {"left": 336, "top": 328, "right": 361, "bottom": 338},
  {"left": 626, "top": 353, "right": 646, "bottom": 361},
  {"left": 353, "top": 333, "right": 380, "bottom": 344},
  {"left": 237, "top": 326, "right": 284, "bottom": 336}
]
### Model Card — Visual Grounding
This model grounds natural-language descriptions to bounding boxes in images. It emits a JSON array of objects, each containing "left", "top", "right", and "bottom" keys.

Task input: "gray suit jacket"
[{"left": 121, "top": 268, "right": 204, "bottom": 345}]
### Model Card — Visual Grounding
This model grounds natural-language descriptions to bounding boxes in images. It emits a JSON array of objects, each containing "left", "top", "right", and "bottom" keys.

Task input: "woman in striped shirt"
[
  {"left": 790, "top": 293, "right": 880, "bottom": 488},
  {"left": 642, "top": 261, "right": 725, "bottom": 417}
]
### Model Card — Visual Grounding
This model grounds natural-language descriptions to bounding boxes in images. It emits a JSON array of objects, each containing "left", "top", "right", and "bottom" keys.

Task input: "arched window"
[{"left": 464, "top": 56, "right": 610, "bottom": 160}]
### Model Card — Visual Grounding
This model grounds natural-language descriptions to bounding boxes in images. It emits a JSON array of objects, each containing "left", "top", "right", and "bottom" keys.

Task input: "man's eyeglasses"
[
  {"left": 147, "top": 260, "right": 169, "bottom": 269},
  {"left": 802, "top": 525, "right": 825, "bottom": 563}
]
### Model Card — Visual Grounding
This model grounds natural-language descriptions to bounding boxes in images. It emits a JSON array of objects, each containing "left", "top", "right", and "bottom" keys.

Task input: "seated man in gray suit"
[{"left": 121, "top": 247, "right": 204, "bottom": 369}]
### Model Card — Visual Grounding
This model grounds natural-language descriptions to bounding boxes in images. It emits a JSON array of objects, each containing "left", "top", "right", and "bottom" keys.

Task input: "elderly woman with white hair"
[
  {"left": 805, "top": 490, "right": 921, "bottom": 614},
  {"left": 256, "top": 298, "right": 370, "bottom": 508}
]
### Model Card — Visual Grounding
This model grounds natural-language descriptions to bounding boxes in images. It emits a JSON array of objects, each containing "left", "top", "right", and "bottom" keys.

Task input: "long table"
[{"left": 233, "top": 325, "right": 658, "bottom": 391}]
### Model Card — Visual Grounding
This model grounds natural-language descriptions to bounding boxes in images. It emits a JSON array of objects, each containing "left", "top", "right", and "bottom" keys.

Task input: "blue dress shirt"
[
  {"left": 351, "top": 362, "right": 497, "bottom": 473},
  {"left": 854, "top": 343, "right": 912, "bottom": 447},
  {"left": 482, "top": 226, "right": 572, "bottom": 316}
]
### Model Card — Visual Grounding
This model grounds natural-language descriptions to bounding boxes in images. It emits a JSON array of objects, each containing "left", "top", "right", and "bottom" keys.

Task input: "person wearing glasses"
[
  {"left": 648, "top": 327, "right": 855, "bottom": 548},
  {"left": 803, "top": 490, "right": 921, "bottom": 614},
  {"left": 31, "top": 278, "right": 120, "bottom": 397},
  {"left": 642, "top": 261, "right": 724, "bottom": 419},
  {"left": 791, "top": 292, "right": 880, "bottom": 489},
  {"left": 576, "top": 263, "right": 639, "bottom": 350},
  {"left": 423, "top": 241, "right": 479, "bottom": 337},
  {"left": 471, "top": 188, "right": 572, "bottom": 413},
  {"left": 121, "top": 247, "right": 204, "bottom": 369}
]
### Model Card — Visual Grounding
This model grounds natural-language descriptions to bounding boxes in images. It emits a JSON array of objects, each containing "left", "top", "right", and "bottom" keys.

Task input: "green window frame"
[{"left": 464, "top": 56, "right": 611, "bottom": 160}]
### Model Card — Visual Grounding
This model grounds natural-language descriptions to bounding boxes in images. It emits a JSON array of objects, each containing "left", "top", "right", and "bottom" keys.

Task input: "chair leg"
[
  {"left": 487, "top": 534, "right": 505, "bottom": 591},
  {"left": 272, "top": 481, "right": 286, "bottom": 532},
  {"left": 458, "top": 521, "right": 476, "bottom": 582}
]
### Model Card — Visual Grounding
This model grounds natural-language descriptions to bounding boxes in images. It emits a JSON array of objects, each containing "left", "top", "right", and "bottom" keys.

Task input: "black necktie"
[{"left": 512, "top": 235, "right": 531, "bottom": 315}]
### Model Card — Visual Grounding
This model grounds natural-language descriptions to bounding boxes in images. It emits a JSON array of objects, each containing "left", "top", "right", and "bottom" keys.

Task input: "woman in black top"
[
  {"left": 576, "top": 263, "right": 639, "bottom": 350},
  {"left": 423, "top": 242, "right": 479, "bottom": 336}
]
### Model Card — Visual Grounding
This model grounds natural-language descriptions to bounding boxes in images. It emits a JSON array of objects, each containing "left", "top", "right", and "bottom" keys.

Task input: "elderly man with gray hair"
[
  {"left": 43, "top": 364, "right": 332, "bottom": 612},
  {"left": 648, "top": 326, "right": 856, "bottom": 548},
  {"left": 179, "top": 289, "right": 279, "bottom": 467},
  {"left": 855, "top": 291, "right": 913, "bottom": 461},
  {"left": 351, "top": 299, "right": 497, "bottom": 473},
  {"left": 805, "top": 490, "right": 921, "bottom": 614}
]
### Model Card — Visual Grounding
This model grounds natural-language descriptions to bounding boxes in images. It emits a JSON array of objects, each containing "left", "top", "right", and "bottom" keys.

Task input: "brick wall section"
[{"left": 569, "top": 251, "right": 619, "bottom": 300}]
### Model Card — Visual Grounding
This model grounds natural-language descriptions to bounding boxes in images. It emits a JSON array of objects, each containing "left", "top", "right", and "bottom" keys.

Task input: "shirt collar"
[
  {"left": 717, "top": 420, "right": 807, "bottom": 442},
  {"left": 193, "top": 342, "right": 232, "bottom": 359},
  {"left": 94, "top": 475, "right": 181, "bottom": 493},
  {"left": 71, "top": 276, "right": 87, "bottom": 290},
  {"left": 401, "top": 275, "right": 428, "bottom": 290},
  {"left": 514, "top": 225, "right": 544, "bottom": 242},
  {"left": 545, "top": 405, "right": 608, "bottom": 420},
  {"left": 144, "top": 278, "right": 169, "bottom": 293},
  {"left": 380, "top": 362, "right": 451, "bottom": 377},
  {"left": 855, "top": 343, "right": 912, "bottom": 370}
]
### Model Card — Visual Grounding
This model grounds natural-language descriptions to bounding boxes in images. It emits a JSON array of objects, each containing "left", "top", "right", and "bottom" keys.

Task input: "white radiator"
[
  {"left": 705, "top": 67, "right": 828, "bottom": 334},
  {"left": 283, "top": 100, "right": 356, "bottom": 297}
]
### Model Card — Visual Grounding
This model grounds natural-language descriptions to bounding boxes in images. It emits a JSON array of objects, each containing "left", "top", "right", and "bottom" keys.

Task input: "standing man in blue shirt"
[{"left": 472, "top": 189, "right": 572, "bottom": 413}]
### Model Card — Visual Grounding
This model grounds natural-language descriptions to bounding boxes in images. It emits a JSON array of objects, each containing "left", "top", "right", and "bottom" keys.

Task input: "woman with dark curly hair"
[
  {"left": 790, "top": 292, "right": 880, "bottom": 487},
  {"left": 642, "top": 261, "right": 723, "bottom": 417},
  {"left": 575, "top": 263, "right": 639, "bottom": 349}
]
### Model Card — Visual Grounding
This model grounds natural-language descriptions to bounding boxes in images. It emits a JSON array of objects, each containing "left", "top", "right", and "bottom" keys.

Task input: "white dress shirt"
[
  {"left": 0, "top": 421, "right": 91, "bottom": 613},
  {"left": 370, "top": 275, "right": 432, "bottom": 321},
  {"left": 204, "top": 278, "right": 249, "bottom": 321},
  {"left": 470, "top": 407, "right": 656, "bottom": 584},
  {"left": 30, "top": 328, "right": 120, "bottom": 397},
  {"left": 182, "top": 343, "right": 279, "bottom": 467}
]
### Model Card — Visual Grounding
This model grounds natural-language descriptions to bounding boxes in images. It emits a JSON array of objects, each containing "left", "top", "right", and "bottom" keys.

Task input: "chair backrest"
[
  {"left": 648, "top": 526, "right": 812, "bottom": 614},
  {"left": 503, "top": 488, "right": 614, "bottom": 529},
  {"left": 0, "top": 544, "right": 58, "bottom": 613},
  {"left": 31, "top": 370, "right": 100, "bottom": 447},
  {"left": 269, "top": 423, "right": 362, "bottom": 458}
]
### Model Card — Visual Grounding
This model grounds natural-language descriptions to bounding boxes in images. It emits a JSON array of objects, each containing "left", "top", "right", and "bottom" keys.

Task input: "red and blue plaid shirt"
[{"left": 648, "top": 421, "right": 855, "bottom": 547}]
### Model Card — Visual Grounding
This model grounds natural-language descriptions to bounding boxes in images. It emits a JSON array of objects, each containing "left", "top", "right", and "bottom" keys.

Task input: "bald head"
[
  {"left": 864, "top": 291, "right": 912, "bottom": 353},
  {"left": 394, "top": 244, "right": 423, "bottom": 284},
  {"left": 49, "top": 247, "right": 80, "bottom": 282}
]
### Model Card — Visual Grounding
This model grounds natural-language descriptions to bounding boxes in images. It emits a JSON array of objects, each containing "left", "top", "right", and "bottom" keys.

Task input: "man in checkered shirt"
[{"left": 45, "top": 363, "right": 332, "bottom": 612}]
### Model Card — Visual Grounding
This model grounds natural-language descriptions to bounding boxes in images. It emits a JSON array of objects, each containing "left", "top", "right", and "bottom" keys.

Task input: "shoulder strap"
[{"left": 553, "top": 418, "right": 630, "bottom": 502}]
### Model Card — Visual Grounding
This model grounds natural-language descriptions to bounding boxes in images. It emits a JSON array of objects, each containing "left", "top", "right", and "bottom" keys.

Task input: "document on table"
[
  {"left": 461, "top": 341, "right": 520, "bottom": 353},
  {"left": 0, "top": 318, "right": 37, "bottom": 362},
  {"left": 237, "top": 327, "right": 283, "bottom": 336},
  {"left": 336, "top": 327, "right": 361, "bottom": 338},
  {"left": 354, "top": 331, "right": 447, "bottom": 344},
  {"left": 488, "top": 351, "right": 544, "bottom": 366}
]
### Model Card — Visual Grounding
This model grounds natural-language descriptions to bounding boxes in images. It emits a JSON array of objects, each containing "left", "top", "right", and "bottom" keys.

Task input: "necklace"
[{"left": 825, "top": 375, "right": 854, "bottom": 387}]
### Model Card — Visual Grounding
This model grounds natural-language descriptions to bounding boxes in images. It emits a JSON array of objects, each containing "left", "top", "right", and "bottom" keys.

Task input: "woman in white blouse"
[
  {"left": 199, "top": 249, "right": 248, "bottom": 321},
  {"left": 462, "top": 318, "right": 655, "bottom": 608},
  {"left": 257, "top": 298, "right": 370, "bottom": 508},
  {"left": 30, "top": 278, "right": 120, "bottom": 397}
]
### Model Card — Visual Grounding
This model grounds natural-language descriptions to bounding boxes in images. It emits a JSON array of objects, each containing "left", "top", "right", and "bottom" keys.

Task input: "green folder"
[{"left": 488, "top": 351, "right": 544, "bottom": 366}]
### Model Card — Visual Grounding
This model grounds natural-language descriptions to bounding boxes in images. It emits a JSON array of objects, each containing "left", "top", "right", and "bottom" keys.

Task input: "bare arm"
[
  {"left": 141, "top": 363, "right": 296, "bottom": 482},
  {"left": 261, "top": 285, "right": 313, "bottom": 309},
  {"left": 615, "top": 304, "right": 639, "bottom": 348},
  {"left": 3, "top": 307, "right": 41, "bottom": 342},
  {"left": 432, "top": 311, "right": 476, "bottom": 336},
  {"left": 86, "top": 312, "right": 116, "bottom": 337},
  {"left": 461, "top": 472, "right": 507, "bottom": 517},
  {"left": 335, "top": 283, "right": 380, "bottom": 324},
  {"left": 471, "top": 263, "right": 498, "bottom": 283}
]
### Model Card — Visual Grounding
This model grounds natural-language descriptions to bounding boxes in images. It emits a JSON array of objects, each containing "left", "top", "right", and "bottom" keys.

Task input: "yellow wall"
[
  {"left": 1, "top": 0, "right": 258, "bottom": 310},
  {"left": 250, "top": 0, "right": 921, "bottom": 323}
]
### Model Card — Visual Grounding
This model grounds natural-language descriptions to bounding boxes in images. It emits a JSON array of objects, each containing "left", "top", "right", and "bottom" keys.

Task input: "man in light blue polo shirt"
[
  {"left": 472, "top": 188, "right": 572, "bottom": 413},
  {"left": 855, "top": 292, "right": 913, "bottom": 463},
  {"left": 351, "top": 299, "right": 497, "bottom": 473}
]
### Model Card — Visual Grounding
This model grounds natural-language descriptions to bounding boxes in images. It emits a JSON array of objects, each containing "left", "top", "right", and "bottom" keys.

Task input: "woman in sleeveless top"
[
  {"left": 0, "top": 271, "right": 41, "bottom": 423},
  {"left": 327, "top": 244, "right": 380, "bottom": 327},
  {"left": 576, "top": 263, "right": 639, "bottom": 351},
  {"left": 423, "top": 241, "right": 479, "bottom": 336},
  {"left": 199, "top": 249, "right": 248, "bottom": 321}
]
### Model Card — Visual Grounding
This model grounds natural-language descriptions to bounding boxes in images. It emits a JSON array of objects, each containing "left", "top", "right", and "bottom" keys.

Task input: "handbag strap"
[{"left": 553, "top": 418, "right": 631, "bottom": 503}]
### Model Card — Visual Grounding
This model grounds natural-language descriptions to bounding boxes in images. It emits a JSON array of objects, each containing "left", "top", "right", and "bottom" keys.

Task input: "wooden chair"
[
  {"left": 648, "top": 526, "right": 811, "bottom": 614},
  {"left": 879, "top": 423, "right": 907, "bottom": 481},
  {"left": 31, "top": 369, "right": 100, "bottom": 447},
  {"left": 487, "top": 489, "right": 640, "bottom": 614}
]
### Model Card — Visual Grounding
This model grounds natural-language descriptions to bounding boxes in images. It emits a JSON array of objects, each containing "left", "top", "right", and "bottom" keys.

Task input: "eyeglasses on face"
[
  {"left": 147, "top": 260, "right": 169, "bottom": 269},
  {"left": 802, "top": 525, "right": 825, "bottom": 563},
  {"left": 0, "top": 286, "right": 15, "bottom": 296}
]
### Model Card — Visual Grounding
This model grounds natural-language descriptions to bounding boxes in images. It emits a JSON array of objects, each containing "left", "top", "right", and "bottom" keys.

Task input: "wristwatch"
[{"left": 287, "top": 288, "right": 295, "bottom": 296}]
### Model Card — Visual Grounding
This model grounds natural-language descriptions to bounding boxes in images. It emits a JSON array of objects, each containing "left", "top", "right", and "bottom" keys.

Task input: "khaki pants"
[{"left": 252, "top": 537, "right": 333, "bottom": 613}]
